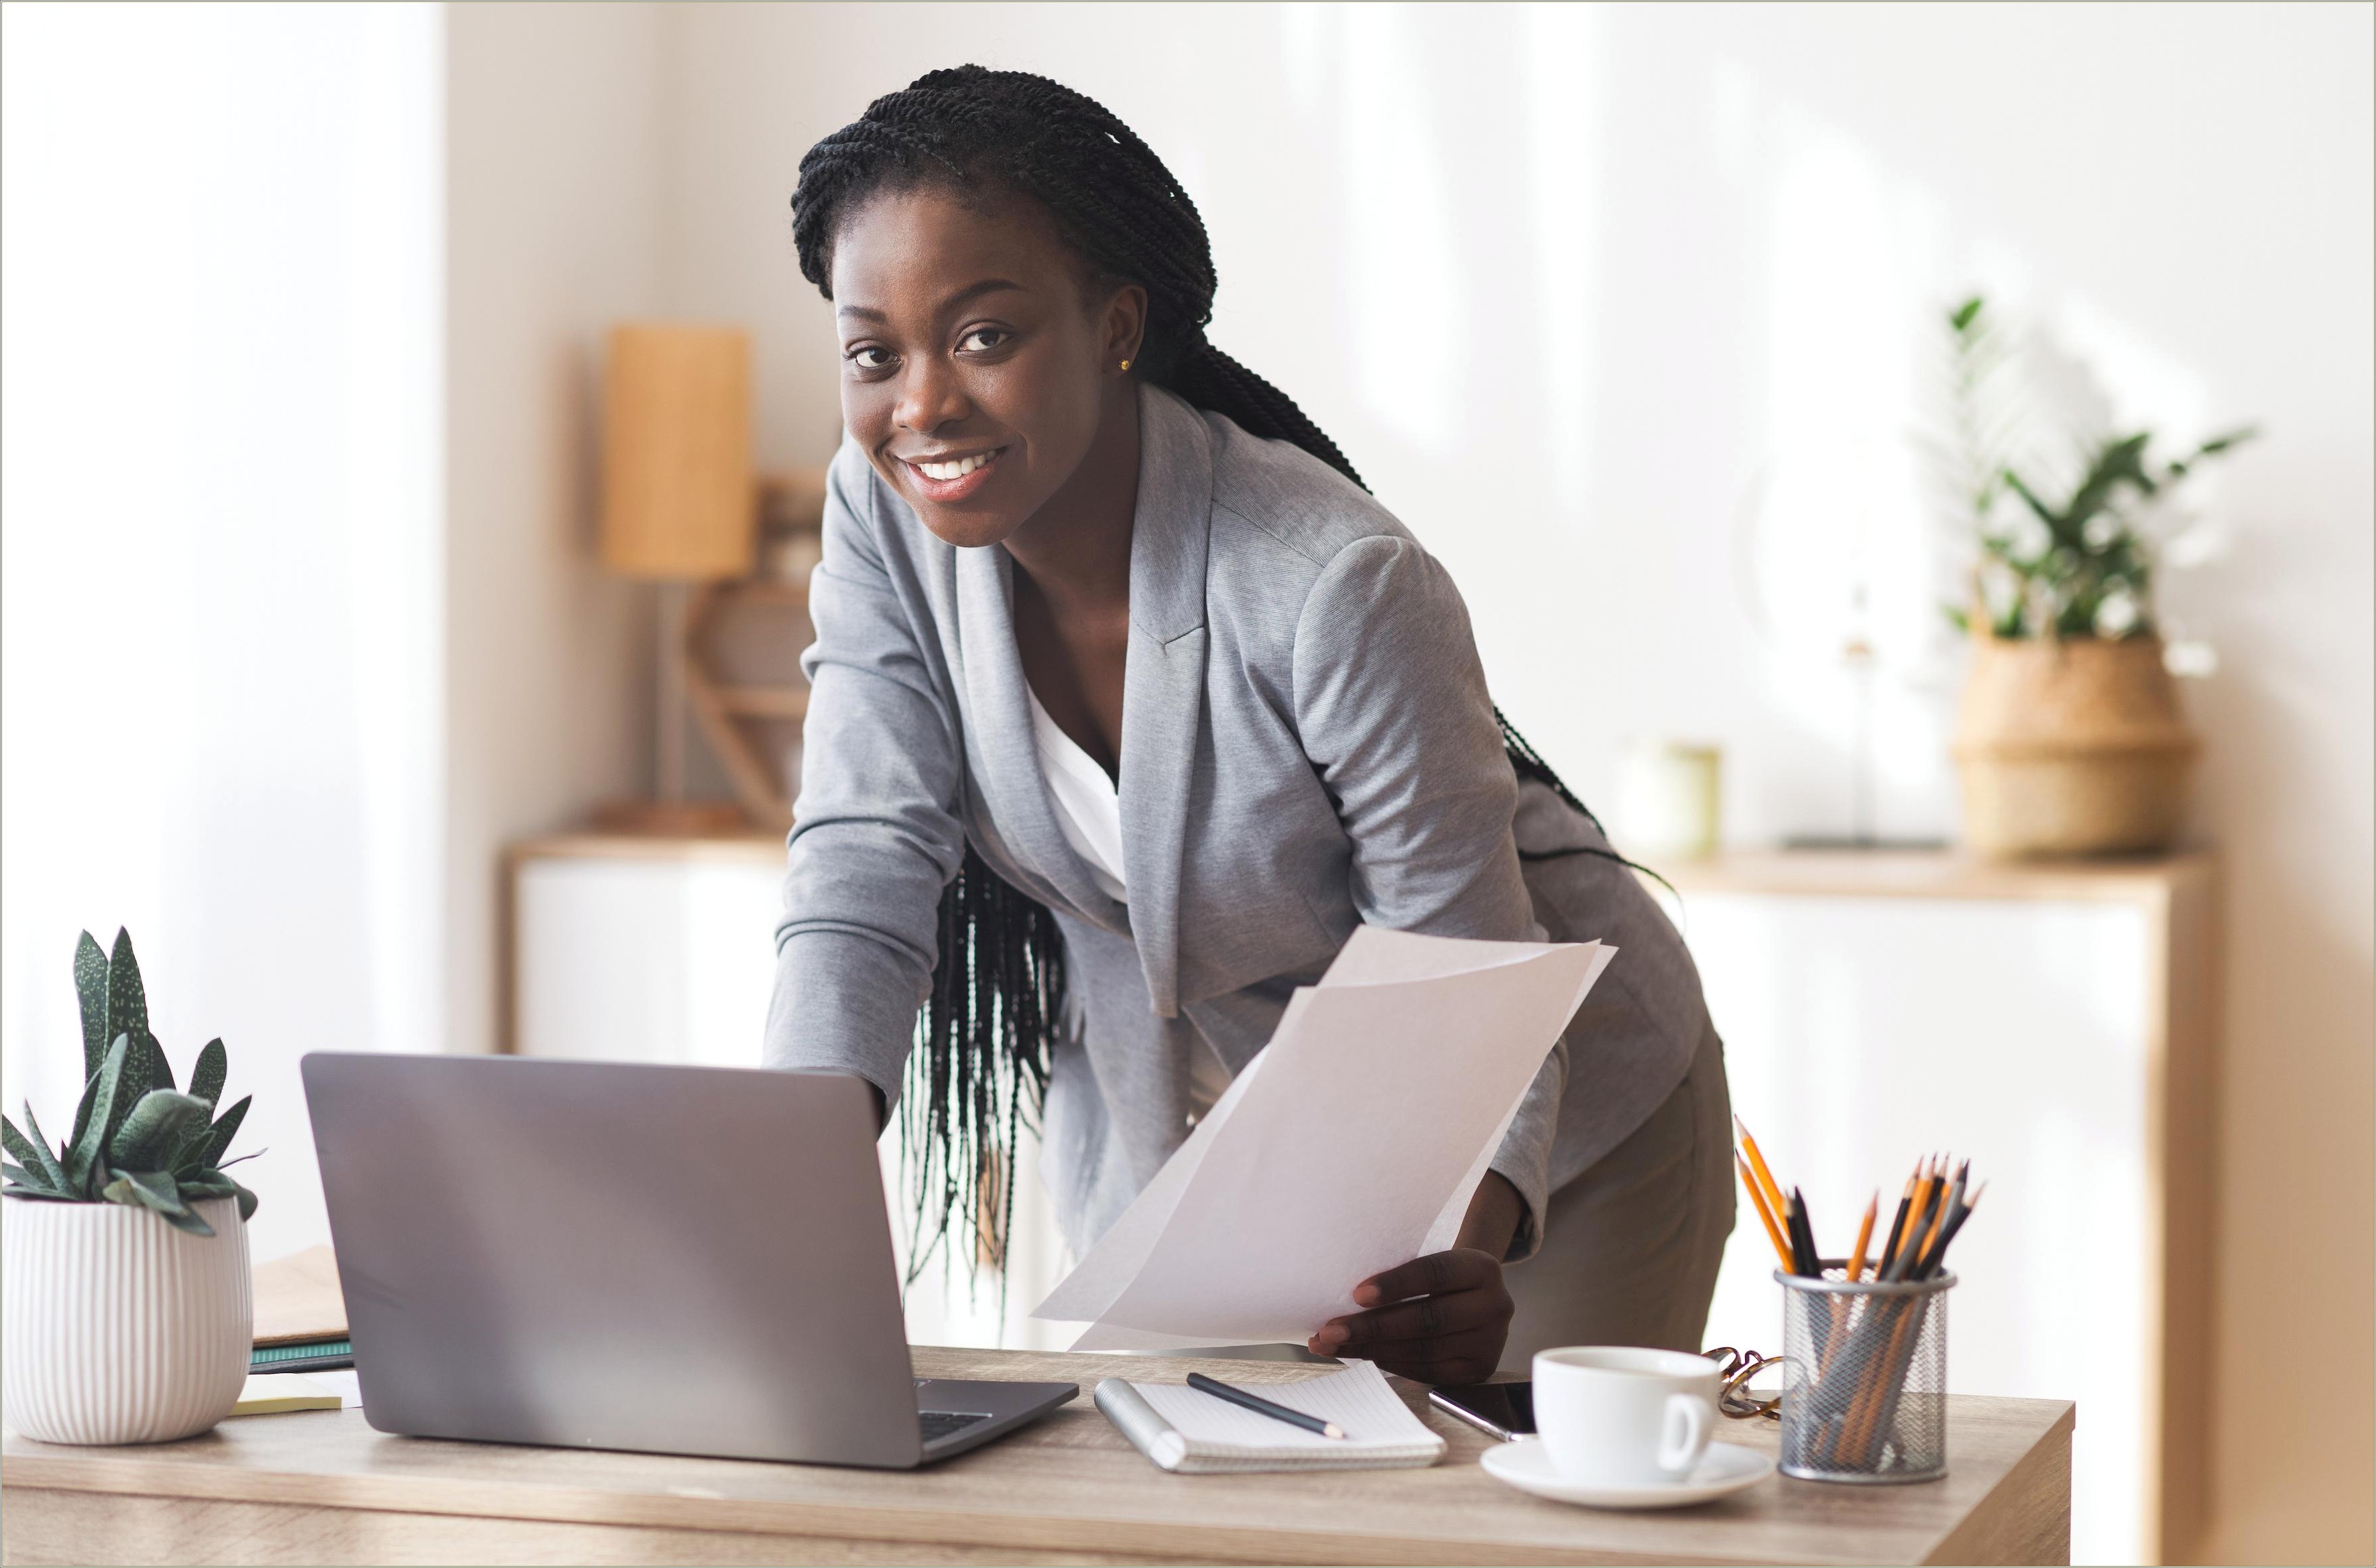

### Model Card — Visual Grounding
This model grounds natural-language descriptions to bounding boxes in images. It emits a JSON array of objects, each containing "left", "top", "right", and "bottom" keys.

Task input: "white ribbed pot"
[{"left": 3, "top": 1194, "right": 251, "bottom": 1443}]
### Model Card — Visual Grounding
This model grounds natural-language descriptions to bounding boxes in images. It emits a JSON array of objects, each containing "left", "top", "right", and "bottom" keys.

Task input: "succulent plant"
[{"left": 2, "top": 930, "right": 258, "bottom": 1237}]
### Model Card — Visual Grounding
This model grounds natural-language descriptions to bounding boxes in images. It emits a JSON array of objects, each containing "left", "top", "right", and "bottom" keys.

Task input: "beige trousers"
[{"left": 1500, "top": 1024, "right": 1736, "bottom": 1370}]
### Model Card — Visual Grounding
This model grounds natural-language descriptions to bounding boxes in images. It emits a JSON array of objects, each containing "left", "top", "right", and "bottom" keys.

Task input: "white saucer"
[{"left": 1480, "top": 1439, "right": 1775, "bottom": 1510}]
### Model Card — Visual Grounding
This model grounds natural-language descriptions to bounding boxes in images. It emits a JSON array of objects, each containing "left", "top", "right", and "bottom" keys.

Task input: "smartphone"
[{"left": 1427, "top": 1380, "right": 1535, "bottom": 1441}]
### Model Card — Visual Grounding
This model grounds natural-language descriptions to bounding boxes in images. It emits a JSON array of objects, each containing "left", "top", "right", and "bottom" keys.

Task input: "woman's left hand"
[
  {"left": 1304, "top": 1170, "right": 1524, "bottom": 1384},
  {"left": 1304, "top": 1247, "right": 1514, "bottom": 1384}
]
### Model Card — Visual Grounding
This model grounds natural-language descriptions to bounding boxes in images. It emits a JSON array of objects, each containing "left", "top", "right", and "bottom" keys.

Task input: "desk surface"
[{"left": 5, "top": 1346, "right": 2071, "bottom": 1567}]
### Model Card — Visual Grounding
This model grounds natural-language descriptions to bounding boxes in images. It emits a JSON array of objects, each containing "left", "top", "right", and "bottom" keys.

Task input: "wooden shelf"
[
  {"left": 714, "top": 684, "right": 809, "bottom": 719},
  {"left": 1651, "top": 846, "right": 2214, "bottom": 904},
  {"left": 721, "top": 578, "right": 809, "bottom": 607}
]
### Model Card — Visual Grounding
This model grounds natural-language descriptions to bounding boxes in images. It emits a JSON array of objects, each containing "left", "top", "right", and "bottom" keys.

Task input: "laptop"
[{"left": 302, "top": 1054, "right": 1075, "bottom": 1467}]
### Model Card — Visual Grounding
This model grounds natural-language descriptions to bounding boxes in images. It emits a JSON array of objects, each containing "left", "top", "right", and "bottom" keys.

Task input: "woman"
[{"left": 768, "top": 66, "right": 1731, "bottom": 1384}]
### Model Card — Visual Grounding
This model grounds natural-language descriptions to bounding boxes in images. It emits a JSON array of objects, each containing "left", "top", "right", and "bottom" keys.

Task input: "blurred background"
[{"left": 3, "top": 3, "right": 2367, "bottom": 1563}]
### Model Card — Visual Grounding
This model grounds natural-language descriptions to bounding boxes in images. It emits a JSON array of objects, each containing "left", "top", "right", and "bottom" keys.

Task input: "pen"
[{"left": 1184, "top": 1373, "right": 1346, "bottom": 1439}]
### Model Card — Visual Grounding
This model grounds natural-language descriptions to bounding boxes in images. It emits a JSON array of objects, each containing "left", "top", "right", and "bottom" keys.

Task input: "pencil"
[
  {"left": 1917, "top": 1180, "right": 1984, "bottom": 1279},
  {"left": 1185, "top": 1373, "right": 1346, "bottom": 1439},
  {"left": 1883, "top": 1160, "right": 1940, "bottom": 1283},
  {"left": 1789, "top": 1187, "right": 1822, "bottom": 1276},
  {"left": 1738, "top": 1152, "right": 1793, "bottom": 1270},
  {"left": 1923, "top": 1164, "right": 1967, "bottom": 1262},
  {"left": 1915, "top": 1159, "right": 1958, "bottom": 1268},
  {"left": 1734, "top": 1115, "right": 1790, "bottom": 1226},
  {"left": 1877, "top": 1173, "right": 1915, "bottom": 1276},
  {"left": 1846, "top": 1192, "right": 1879, "bottom": 1283}
]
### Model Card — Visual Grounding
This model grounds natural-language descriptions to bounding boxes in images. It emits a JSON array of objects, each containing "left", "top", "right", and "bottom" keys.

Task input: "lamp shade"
[{"left": 599, "top": 323, "right": 754, "bottom": 580}]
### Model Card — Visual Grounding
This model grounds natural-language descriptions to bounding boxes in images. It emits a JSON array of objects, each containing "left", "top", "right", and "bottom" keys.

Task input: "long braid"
[{"left": 793, "top": 65, "right": 1618, "bottom": 1278}]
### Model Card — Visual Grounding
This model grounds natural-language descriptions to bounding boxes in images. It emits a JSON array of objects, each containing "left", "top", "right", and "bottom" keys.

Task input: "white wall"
[
  {"left": 442, "top": 1, "right": 671, "bottom": 1057},
  {"left": 654, "top": 5, "right": 2371, "bottom": 1559},
  {"left": 0, "top": 1, "right": 444, "bottom": 1266}
]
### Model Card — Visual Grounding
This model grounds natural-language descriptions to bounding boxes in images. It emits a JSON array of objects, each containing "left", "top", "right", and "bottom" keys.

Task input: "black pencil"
[
  {"left": 1915, "top": 1167, "right": 1969, "bottom": 1278},
  {"left": 1917, "top": 1181, "right": 1984, "bottom": 1280},
  {"left": 1787, "top": 1188, "right": 1821, "bottom": 1276},
  {"left": 1878, "top": 1173, "right": 1915, "bottom": 1275},
  {"left": 1884, "top": 1160, "right": 1943, "bottom": 1282},
  {"left": 1184, "top": 1373, "right": 1346, "bottom": 1439}
]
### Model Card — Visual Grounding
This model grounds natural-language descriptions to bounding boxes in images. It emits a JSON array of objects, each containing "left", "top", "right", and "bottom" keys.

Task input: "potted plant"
[
  {"left": 3, "top": 930, "right": 260, "bottom": 1443},
  {"left": 1936, "top": 296, "right": 2255, "bottom": 857}
]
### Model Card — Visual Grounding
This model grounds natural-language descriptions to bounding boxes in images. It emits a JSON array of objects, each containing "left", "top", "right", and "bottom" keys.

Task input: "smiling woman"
[{"left": 765, "top": 65, "right": 1733, "bottom": 1384}]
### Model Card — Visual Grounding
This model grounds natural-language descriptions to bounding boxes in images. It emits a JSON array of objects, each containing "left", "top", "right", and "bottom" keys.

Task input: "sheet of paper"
[{"left": 1035, "top": 926, "right": 1614, "bottom": 1349}]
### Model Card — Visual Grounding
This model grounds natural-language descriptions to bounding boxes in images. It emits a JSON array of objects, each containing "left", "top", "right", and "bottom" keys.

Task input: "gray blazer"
[{"left": 767, "top": 386, "right": 1710, "bottom": 1260}]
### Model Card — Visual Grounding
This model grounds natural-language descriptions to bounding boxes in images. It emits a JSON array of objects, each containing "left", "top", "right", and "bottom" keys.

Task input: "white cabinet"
[
  {"left": 1669, "top": 851, "right": 2216, "bottom": 1567},
  {"left": 507, "top": 833, "right": 1073, "bottom": 1351}
]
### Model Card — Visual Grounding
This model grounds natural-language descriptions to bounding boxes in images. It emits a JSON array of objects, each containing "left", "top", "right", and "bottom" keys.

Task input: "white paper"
[{"left": 1034, "top": 926, "right": 1614, "bottom": 1349}]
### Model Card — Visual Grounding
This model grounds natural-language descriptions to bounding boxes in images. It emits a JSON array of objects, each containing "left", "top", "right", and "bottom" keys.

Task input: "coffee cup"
[{"left": 1531, "top": 1346, "right": 1721, "bottom": 1486}]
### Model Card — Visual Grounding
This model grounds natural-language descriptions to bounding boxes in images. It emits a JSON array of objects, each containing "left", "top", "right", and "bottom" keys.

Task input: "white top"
[
  {"left": 1025, "top": 686, "right": 1230, "bottom": 1118},
  {"left": 1028, "top": 687, "right": 1128, "bottom": 903}
]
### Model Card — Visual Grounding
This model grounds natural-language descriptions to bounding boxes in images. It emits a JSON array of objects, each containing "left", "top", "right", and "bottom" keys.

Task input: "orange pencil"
[
  {"left": 1736, "top": 1152, "right": 1793, "bottom": 1270},
  {"left": 1883, "top": 1157, "right": 1937, "bottom": 1280},
  {"left": 1915, "top": 1156, "right": 1956, "bottom": 1265},
  {"left": 1733, "top": 1114, "right": 1789, "bottom": 1222},
  {"left": 1845, "top": 1191, "right": 1879, "bottom": 1283}
]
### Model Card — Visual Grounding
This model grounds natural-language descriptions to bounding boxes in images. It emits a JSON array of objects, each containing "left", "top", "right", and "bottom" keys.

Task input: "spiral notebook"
[{"left": 1093, "top": 1361, "right": 1445, "bottom": 1473}]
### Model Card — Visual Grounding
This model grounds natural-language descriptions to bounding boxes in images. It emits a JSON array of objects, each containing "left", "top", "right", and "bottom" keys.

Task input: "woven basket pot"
[
  {"left": 1952, "top": 634, "right": 2198, "bottom": 859},
  {"left": 2, "top": 1195, "right": 251, "bottom": 1443}
]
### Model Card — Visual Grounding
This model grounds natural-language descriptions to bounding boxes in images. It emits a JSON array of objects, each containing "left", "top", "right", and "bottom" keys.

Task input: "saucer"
[{"left": 1480, "top": 1439, "right": 1775, "bottom": 1510}]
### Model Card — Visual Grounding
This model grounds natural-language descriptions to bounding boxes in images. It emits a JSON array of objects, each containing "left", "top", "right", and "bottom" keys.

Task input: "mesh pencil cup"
[{"left": 1775, "top": 1265, "right": 1955, "bottom": 1484}]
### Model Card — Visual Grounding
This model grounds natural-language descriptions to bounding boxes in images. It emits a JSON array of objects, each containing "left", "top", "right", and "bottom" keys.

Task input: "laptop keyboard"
[{"left": 919, "top": 1410, "right": 993, "bottom": 1444}]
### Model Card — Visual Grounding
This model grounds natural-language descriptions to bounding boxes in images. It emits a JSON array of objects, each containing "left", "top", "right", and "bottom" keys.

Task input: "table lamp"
[{"left": 596, "top": 322, "right": 756, "bottom": 835}]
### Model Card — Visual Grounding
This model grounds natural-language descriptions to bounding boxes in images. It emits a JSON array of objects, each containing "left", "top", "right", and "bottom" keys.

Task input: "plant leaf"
[
  {"left": 99, "top": 1035, "right": 147, "bottom": 1165},
  {"left": 109, "top": 1091, "right": 214, "bottom": 1173},
  {"left": 2003, "top": 468, "right": 2062, "bottom": 530},
  {"left": 3, "top": 1160, "right": 66, "bottom": 1196},
  {"left": 165, "top": 1118, "right": 221, "bottom": 1180},
  {"left": 105, "top": 1170, "right": 215, "bottom": 1235},
  {"left": 3, "top": 1115, "right": 44, "bottom": 1174},
  {"left": 188, "top": 1039, "right": 227, "bottom": 1109},
  {"left": 66, "top": 1035, "right": 131, "bottom": 1198},
  {"left": 143, "top": 1032, "right": 175, "bottom": 1095},
  {"left": 160, "top": 1205, "right": 218, "bottom": 1236},
  {"left": 105, "top": 930, "right": 149, "bottom": 1085},
  {"left": 15, "top": 1103, "right": 73, "bottom": 1193},
  {"left": 200, "top": 1095, "right": 251, "bottom": 1168},
  {"left": 74, "top": 931, "right": 110, "bottom": 1083},
  {"left": 2058, "top": 433, "right": 2156, "bottom": 540}
]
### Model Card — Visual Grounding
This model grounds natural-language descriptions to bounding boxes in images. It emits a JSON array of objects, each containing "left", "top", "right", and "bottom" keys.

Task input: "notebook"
[
  {"left": 1093, "top": 1361, "right": 1446, "bottom": 1473},
  {"left": 251, "top": 1245, "right": 353, "bottom": 1374}
]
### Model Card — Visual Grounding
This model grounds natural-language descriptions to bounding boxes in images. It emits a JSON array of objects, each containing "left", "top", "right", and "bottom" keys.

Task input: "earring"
[{"left": 1119, "top": 358, "right": 1132, "bottom": 372}]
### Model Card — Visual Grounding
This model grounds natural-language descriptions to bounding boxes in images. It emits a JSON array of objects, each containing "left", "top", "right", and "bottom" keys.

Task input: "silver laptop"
[{"left": 302, "top": 1054, "right": 1075, "bottom": 1467}]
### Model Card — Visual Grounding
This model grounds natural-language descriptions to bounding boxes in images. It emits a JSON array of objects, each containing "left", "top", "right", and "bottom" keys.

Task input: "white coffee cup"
[{"left": 1532, "top": 1346, "right": 1722, "bottom": 1486}]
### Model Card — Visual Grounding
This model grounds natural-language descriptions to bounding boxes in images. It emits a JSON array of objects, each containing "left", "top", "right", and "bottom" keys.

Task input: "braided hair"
[{"left": 791, "top": 66, "right": 1630, "bottom": 1282}]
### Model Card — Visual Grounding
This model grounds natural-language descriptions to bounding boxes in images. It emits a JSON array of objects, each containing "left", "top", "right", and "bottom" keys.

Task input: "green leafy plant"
[
  {"left": 2, "top": 930, "right": 258, "bottom": 1237},
  {"left": 1939, "top": 294, "right": 2257, "bottom": 640}
]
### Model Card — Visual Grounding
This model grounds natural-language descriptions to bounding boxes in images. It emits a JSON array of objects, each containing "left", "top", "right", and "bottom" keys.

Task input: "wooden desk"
[{"left": 5, "top": 1347, "right": 2070, "bottom": 1565}]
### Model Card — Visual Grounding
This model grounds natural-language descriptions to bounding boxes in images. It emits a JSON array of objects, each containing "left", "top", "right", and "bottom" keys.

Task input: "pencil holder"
[{"left": 1775, "top": 1265, "right": 1954, "bottom": 1484}]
